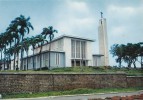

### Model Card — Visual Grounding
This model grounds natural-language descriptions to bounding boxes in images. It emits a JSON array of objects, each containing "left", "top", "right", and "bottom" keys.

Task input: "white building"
[
  {"left": 1, "top": 34, "right": 106, "bottom": 70},
  {"left": 1, "top": 15, "right": 110, "bottom": 70},
  {"left": 20, "top": 35, "right": 104, "bottom": 70}
]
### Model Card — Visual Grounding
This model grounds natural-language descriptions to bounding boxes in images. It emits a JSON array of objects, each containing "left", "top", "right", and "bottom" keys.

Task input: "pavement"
[{"left": 2, "top": 90, "right": 143, "bottom": 100}]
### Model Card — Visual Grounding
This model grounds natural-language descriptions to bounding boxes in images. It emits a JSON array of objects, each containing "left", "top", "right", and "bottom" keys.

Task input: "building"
[
  {"left": 98, "top": 12, "right": 109, "bottom": 66},
  {"left": 2, "top": 14, "right": 109, "bottom": 70},
  {"left": 22, "top": 35, "right": 102, "bottom": 70}
]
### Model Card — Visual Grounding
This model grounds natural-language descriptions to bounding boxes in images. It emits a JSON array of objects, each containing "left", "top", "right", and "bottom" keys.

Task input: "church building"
[
  {"left": 21, "top": 13, "right": 109, "bottom": 70},
  {"left": 3, "top": 13, "right": 109, "bottom": 70}
]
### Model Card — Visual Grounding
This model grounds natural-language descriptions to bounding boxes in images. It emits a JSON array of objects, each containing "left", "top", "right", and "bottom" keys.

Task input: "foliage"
[
  {"left": 110, "top": 43, "right": 143, "bottom": 68},
  {"left": 0, "top": 15, "right": 57, "bottom": 71},
  {"left": 1, "top": 66, "right": 142, "bottom": 76}
]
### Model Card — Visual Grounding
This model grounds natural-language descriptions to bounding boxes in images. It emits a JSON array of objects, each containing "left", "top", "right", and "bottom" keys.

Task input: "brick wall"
[{"left": 0, "top": 73, "right": 142, "bottom": 93}]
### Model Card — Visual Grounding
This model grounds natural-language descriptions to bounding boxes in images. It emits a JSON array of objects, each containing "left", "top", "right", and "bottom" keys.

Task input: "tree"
[
  {"left": 35, "top": 34, "right": 48, "bottom": 70},
  {"left": 6, "top": 23, "right": 20, "bottom": 70},
  {"left": 41, "top": 26, "right": 57, "bottom": 69},
  {"left": 30, "top": 36, "right": 39, "bottom": 70},
  {"left": 23, "top": 37, "right": 31, "bottom": 70},
  {"left": 4, "top": 31, "right": 14, "bottom": 69},
  {"left": 11, "top": 15, "right": 33, "bottom": 70},
  {"left": 110, "top": 44, "right": 125, "bottom": 67},
  {"left": 111, "top": 43, "right": 143, "bottom": 68},
  {"left": 138, "top": 42, "right": 143, "bottom": 69}
]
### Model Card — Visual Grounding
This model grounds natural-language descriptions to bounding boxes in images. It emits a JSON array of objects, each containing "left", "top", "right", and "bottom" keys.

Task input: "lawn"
[
  {"left": 1, "top": 66, "right": 143, "bottom": 76},
  {"left": 2, "top": 87, "right": 143, "bottom": 99}
]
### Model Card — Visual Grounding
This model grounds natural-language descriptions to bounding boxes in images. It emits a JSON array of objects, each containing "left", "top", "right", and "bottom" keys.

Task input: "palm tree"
[
  {"left": 0, "top": 34, "right": 5, "bottom": 70},
  {"left": 2, "top": 33, "right": 9, "bottom": 70},
  {"left": 41, "top": 26, "right": 57, "bottom": 69},
  {"left": 4, "top": 32, "right": 14, "bottom": 70},
  {"left": 6, "top": 23, "right": 20, "bottom": 70},
  {"left": 30, "top": 36, "right": 38, "bottom": 70},
  {"left": 35, "top": 34, "right": 48, "bottom": 70},
  {"left": 11, "top": 15, "right": 33, "bottom": 70},
  {"left": 23, "top": 37, "right": 31, "bottom": 70}
]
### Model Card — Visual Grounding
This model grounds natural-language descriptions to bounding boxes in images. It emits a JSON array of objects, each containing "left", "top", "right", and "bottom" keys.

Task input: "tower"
[{"left": 98, "top": 12, "right": 109, "bottom": 66}]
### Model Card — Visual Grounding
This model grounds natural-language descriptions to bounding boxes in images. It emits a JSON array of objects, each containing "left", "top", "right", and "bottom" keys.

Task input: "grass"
[
  {"left": 1, "top": 66, "right": 143, "bottom": 76},
  {"left": 2, "top": 87, "right": 143, "bottom": 99}
]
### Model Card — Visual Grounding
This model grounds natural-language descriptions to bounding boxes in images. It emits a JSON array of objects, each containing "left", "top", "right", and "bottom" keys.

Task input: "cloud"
[
  {"left": 67, "top": 0, "right": 89, "bottom": 13},
  {"left": 108, "top": 5, "right": 135, "bottom": 15},
  {"left": 111, "top": 26, "right": 126, "bottom": 36},
  {"left": 55, "top": 0, "right": 96, "bottom": 38}
]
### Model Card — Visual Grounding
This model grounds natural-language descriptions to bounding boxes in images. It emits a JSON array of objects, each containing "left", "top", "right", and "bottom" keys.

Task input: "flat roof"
[
  {"left": 93, "top": 54, "right": 104, "bottom": 56},
  {"left": 35, "top": 34, "right": 95, "bottom": 49}
]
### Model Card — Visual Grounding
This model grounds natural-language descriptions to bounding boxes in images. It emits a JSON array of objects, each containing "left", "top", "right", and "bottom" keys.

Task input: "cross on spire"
[{"left": 100, "top": 12, "right": 103, "bottom": 18}]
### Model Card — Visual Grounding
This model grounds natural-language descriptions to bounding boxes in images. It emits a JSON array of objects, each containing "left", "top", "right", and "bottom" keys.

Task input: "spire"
[
  {"left": 100, "top": 12, "right": 103, "bottom": 18},
  {"left": 100, "top": 12, "right": 103, "bottom": 24}
]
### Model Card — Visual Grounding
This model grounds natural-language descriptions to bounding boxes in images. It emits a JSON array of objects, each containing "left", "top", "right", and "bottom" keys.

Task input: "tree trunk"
[
  {"left": 0, "top": 50, "right": 2, "bottom": 70},
  {"left": 9, "top": 42, "right": 12, "bottom": 70},
  {"left": 20, "top": 36, "right": 24, "bottom": 70},
  {"left": 1, "top": 50, "right": 2, "bottom": 61},
  {"left": 4, "top": 46, "right": 6, "bottom": 70},
  {"left": 13, "top": 53, "right": 16, "bottom": 70},
  {"left": 26, "top": 50, "right": 29, "bottom": 70},
  {"left": 119, "top": 61, "right": 121, "bottom": 68},
  {"left": 128, "top": 60, "right": 132, "bottom": 68},
  {"left": 32, "top": 48, "right": 35, "bottom": 70},
  {"left": 39, "top": 42, "right": 43, "bottom": 70},
  {"left": 16, "top": 52, "right": 19, "bottom": 71},
  {"left": 141, "top": 56, "right": 143, "bottom": 69},
  {"left": 13, "top": 39, "right": 16, "bottom": 70},
  {"left": 133, "top": 60, "right": 136, "bottom": 69},
  {"left": 49, "top": 37, "right": 51, "bottom": 70}
]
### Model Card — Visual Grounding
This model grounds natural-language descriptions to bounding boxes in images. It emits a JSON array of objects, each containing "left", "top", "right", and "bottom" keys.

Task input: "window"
[
  {"left": 71, "top": 40, "right": 75, "bottom": 58},
  {"left": 76, "top": 40, "right": 80, "bottom": 58},
  {"left": 81, "top": 41, "right": 86, "bottom": 58},
  {"left": 71, "top": 39, "right": 86, "bottom": 59},
  {"left": 55, "top": 53, "right": 60, "bottom": 65}
]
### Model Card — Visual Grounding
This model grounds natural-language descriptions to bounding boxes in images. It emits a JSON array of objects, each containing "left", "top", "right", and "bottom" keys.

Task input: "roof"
[
  {"left": 93, "top": 54, "right": 104, "bottom": 56},
  {"left": 35, "top": 34, "right": 95, "bottom": 49},
  {"left": 54, "top": 34, "right": 95, "bottom": 42}
]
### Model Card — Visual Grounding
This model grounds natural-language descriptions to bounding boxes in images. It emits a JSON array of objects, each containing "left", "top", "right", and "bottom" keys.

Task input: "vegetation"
[
  {"left": 110, "top": 43, "right": 143, "bottom": 68},
  {"left": 0, "top": 15, "right": 57, "bottom": 71},
  {"left": 2, "top": 87, "right": 143, "bottom": 99},
  {"left": 1, "top": 66, "right": 143, "bottom": 76}
]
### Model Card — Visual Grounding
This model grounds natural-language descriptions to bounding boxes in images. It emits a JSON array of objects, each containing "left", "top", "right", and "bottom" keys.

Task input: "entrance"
[{"left": 71, "top": 60, "right": 88, "bottom": 67}]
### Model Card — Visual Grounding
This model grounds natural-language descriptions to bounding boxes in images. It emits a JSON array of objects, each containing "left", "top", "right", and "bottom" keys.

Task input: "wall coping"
[
  {"left": 127, "top": 76, "right": 143, "bottom": 78},
  {"left": 0, "top": 72, "right": 127, "bottom": 75}
]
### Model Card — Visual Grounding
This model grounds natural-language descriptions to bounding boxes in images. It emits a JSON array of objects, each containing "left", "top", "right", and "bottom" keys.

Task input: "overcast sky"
[{"left": 0, "top": 0, "right": 143, "bottom": 66}]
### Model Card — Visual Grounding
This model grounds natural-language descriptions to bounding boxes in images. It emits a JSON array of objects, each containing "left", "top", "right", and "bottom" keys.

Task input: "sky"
[{"left": 0, "top": 0, "right": 143, "bottom": 66}]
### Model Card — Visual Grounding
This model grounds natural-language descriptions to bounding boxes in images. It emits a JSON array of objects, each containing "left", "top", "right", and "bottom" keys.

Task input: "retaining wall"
[{"left": 0, "top": 73, "right": 142, "bottom": 93}]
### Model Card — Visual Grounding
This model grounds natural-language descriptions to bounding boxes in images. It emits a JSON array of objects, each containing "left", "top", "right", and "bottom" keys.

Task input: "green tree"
[
  {"left": 11, "top": 15, "right": 33, "bottom": 70},
  {"left": 6, "top": 23, "right": 20, "bottom": 70},
  {"left": 30, "top": 36, "right": 39, "bottom": 70},
  {"left": 23, "top": 37, "right": 31, "bottom": 70},
  {"left": 110, "top": 44, "right": 125, "bottom": 67},
  {"left": 138, "top": 42, "right": 143, "bottom": 69},
  {"left": 41, "top": 26, "right": 57, "bottom": 69}
]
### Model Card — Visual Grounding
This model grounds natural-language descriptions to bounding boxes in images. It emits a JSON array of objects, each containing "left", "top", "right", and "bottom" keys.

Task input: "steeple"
[
  {"left": 100, "top": 12, "right": 103, "bottom": 18},
  {"left": 98, "top": 12, "right": 109, "bottom": 66},
  {"left": 100, "top": 12, "right": 103, "bottom": 24}
]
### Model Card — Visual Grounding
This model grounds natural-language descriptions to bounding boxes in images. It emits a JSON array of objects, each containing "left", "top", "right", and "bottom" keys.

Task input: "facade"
[
  {"left": 92, "top": 54, "right": 104, "bottom": 66},
  {"left": 22, "top": 35, "right": 95, "bottom": 69},
  {"left": 98, "top": 18, "right": 109, "bottom": 66}
]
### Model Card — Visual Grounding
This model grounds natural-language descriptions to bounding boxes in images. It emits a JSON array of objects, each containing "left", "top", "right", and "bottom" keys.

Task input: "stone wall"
[
  {"left": 0, "top": 73, "right": 141, "bottom": 93},
  {"left": 127, "top": 76, "right": 143, "bottom": 87}
]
